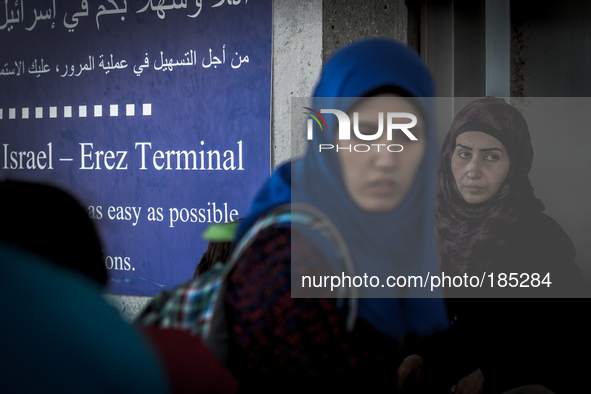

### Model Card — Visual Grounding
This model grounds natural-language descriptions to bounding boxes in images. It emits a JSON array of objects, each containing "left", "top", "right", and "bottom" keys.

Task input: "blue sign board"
[{"left": 0, "top": 0, "right": 272, "bottom": 295}]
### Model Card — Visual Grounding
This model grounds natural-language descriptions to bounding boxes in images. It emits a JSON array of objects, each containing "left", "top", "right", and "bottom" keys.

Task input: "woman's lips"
[
  {"left": 464, "top": 185, "right": 485, "bottom": 193},
  {"left": 368, "top": 180, "right": 397, "bottom": 195}
]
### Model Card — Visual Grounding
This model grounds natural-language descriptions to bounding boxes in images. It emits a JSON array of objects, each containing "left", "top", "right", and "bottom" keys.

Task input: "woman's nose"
[
  {"left": 466, "top": 158, "right": 481, "bottom": 179},
  {"left": 374, "top": 148, "right": 399, "bottom": 169}
]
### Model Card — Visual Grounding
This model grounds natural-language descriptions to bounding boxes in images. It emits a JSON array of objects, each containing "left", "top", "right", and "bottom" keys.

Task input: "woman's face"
[
  {"left": 451, "top": 131, "right": 510, "bottom": 204},
  {"left": 337, "top": 93, "right": 426, "bottom": 212}
]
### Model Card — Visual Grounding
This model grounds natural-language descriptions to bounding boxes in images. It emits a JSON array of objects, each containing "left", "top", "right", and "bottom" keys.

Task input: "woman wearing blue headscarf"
[{"left": 224, "top": 39, "right": 448, "bottom": 391}]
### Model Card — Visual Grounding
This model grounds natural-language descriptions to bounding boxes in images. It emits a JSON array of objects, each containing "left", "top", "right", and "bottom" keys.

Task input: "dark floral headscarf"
[{"left": 435, "top": 97, "right": 545, "bottom": 275}]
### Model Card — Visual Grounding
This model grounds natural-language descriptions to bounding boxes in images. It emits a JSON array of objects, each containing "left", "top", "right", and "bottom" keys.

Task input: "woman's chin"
[
  {"left": 461, "top": 193, "right": 490, "bottom": 205},
  {"left": 355, "top": 195, "right": 403, "bottom": 213}
]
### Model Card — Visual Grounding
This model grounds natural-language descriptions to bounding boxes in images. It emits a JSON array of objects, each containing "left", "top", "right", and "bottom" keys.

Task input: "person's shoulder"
[
  {"left": 532, "top": 212, "right": 568, "bottom": 233},
  {"left": 237, "top": 225, "right": 292, "bottom": 263},
  {"left": 518, "top": 211, "right": 588, "bottom": 296},
  {"left": 517, "top": 211, "right": 575, "bottom": 258}
]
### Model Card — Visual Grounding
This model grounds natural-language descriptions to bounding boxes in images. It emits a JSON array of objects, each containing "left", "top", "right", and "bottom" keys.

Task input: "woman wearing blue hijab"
[{"left": 225, "top": 39, "right": 448, "bottom": 391}]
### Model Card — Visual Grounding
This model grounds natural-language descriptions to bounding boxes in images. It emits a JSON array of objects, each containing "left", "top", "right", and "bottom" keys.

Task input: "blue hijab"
[{"left": 237, "top": 39, "right": 448, "bottom": 339}]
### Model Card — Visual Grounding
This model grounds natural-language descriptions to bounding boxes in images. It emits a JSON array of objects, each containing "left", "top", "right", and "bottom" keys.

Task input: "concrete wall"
[
  {"left": 103, "top": 294, "right": 153, "bottom": 324},
  {"left": 322, "top": 0, "right": 407, "bottom": 62},
  {"left": 272, "top": 0, "right": 324, "bottom": 168}
]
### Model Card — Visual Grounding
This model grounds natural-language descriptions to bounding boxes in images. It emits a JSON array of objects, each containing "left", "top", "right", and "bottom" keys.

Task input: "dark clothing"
[
  {"left": 0, "top": 243, "right": 169, "bottom": 394},
  {"left": 225, "top": 226, "right": 403, "bottom": 393},
  {"left": 441, "top": 211, "right": 586, "bottom": 297},
  {"left": 141, "top": 326, "right": 238, "bottom": 394},
  {"left": 0, "top": 180, "right": 107, "bottom": 286},
  {"left": 423, "top": 212, "right": 589, "bottom": 393}
]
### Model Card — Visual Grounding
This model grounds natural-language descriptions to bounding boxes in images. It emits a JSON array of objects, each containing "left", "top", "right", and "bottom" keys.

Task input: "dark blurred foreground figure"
[
  {"left": 0, "top": 180, "right": 107, "bottom": 286},
  {"left": 400, "top": 98, "right": 589, "bottom": 393},
  {"left": 0, "top": 180, "right": 169, "bottom": 393}
]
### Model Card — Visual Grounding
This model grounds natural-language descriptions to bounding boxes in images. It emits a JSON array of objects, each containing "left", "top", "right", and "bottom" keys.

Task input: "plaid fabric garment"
[{"left": 138, "top": 262, "right": 226, "bottom": 336}]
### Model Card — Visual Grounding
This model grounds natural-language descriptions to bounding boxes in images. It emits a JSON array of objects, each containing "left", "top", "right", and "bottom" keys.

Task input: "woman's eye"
[
  {"left": 485, "top": 154, "right": 499, "bottom": 161},
  {"left": 408, "top": 127, "right": 424, "bottom": 139},
  {"left": 458, "top": 151, "right": 470, "bottom": 159},
  {"left": 351, "top": 130, "right": 371, "bottom": 142}
]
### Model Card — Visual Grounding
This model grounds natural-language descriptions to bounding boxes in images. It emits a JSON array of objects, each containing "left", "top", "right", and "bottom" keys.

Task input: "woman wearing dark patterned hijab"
[
  {"left": 436, "top": 97, "right": 588, "bottom": 291},
  {"left": 430, "top": 97, "right": 587, "bottom": 393},
  {"left": 436, "top": 97, "right": 547, "bottom": 276}
]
